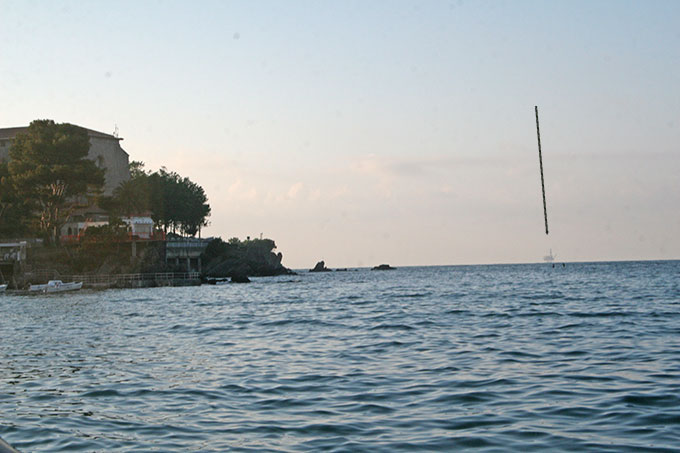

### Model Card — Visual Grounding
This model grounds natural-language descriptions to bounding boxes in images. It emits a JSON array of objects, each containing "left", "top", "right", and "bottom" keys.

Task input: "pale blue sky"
[{"left": 2, "top": 0, "right": 679, "bottom": 267}]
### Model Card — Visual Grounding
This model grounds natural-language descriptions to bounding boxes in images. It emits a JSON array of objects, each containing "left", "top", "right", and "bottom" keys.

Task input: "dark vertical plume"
[{"left": 535, "top": 106, "right": 548, "bottom": 235}]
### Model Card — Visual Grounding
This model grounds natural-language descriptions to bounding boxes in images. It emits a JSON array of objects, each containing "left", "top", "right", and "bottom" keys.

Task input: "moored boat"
[
  {"left": 0, "top": 284, "right": 7, "bottom": 293},
  {"left": 29, "top": 280, "right": 83, "bottom": 293}
]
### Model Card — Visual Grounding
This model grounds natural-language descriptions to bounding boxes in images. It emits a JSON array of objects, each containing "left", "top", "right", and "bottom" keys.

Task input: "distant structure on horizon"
[
  {"left": 543, "top": 249, "right": 555, "bottom": 263},
  {"left": 0, "top": 124, "right": 130, "bottom": 195}
]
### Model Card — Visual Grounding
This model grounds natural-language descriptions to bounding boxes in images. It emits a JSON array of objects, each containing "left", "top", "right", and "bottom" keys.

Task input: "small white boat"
[
  {"left": 29, "top": 280, "right": 83, "bottom": 293},
  {"left": 0, "top": 284, "right": 7, "bottom": 293}
]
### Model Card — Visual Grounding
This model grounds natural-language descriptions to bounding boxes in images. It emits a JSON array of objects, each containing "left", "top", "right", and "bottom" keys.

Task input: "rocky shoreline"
[{"left": 2, "top": 236, "right": 292, "bottom": 289}]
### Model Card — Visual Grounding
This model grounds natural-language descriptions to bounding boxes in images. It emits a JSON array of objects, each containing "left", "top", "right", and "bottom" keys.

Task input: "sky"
[{"left": 1, "top": 0, "right": 679, "bottom": 268}]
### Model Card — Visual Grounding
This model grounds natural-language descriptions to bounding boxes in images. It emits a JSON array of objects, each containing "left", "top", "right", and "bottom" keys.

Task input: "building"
[
  {"left": 0, "top": 241, "right": 27, "bottom": 286},
  {"left": 165, "top": 238, "right": 210, "bottom": 272},
  {"left": 122, "top": 216, "right": 155, "bottom": 239},
  {"left": 0, "top": 123, "right": 169, "bottom": 247},
  {"left": 60, "top": 215, "right": 157, "bottom": 242},
  {"left": 0, "top": 124, "right": 130, "bottom": 195}
]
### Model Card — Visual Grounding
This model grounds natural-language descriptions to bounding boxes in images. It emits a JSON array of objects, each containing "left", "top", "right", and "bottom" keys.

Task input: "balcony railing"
[
  {"left": 60, "top": 231, "right": 167, "bottom": 243},
  {"left": 26, "top": 271, "right": 200, "bottom": 286},
  {"left": 62, "top": 271, "right": 200, "bottom": 285}
]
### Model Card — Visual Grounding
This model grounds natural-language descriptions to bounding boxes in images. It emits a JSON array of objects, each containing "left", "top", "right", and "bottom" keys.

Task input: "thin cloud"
[{"left": 287, "top": 182, "right": 304, "bottom": 199}]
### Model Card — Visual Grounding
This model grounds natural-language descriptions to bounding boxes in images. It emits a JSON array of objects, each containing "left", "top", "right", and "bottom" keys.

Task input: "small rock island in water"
[
  {"left": 309, "top": 260, "right": 331, "bottom": 272},
  {"left": 372, "top": 264, "right": 396, "bottom": 270}
]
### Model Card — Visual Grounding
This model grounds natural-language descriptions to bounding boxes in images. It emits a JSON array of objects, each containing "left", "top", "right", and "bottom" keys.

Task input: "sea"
[{"left": 1, "top": 261, "right": 679, "bottom": 452}]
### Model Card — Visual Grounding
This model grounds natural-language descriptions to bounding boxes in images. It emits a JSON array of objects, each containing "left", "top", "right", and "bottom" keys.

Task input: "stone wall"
[
  {"left": 0, "top": 126, "right": 130, "bottom": 195},
  {"left": 88, "top": 136, "right": 130, "bottom": 195},
  {"left": 0, "top": 141, "right": 10, "bottom": 161}
]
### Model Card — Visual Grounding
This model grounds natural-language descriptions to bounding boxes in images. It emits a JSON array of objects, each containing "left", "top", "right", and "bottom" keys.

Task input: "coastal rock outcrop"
[
  {"left": 201, "top": 237, "right": 293, "bottom": 279},
  {"left": 309, "top": 260, "right": 331, "bottom": 272},
  {"left": 231, "top": 274, "right": 251, "bottom": 283}
]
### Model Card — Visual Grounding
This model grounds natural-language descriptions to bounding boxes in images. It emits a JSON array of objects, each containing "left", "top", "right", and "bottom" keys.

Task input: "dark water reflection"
[{"left": 1, "top": 261, "right": 679, "bottom": 451}]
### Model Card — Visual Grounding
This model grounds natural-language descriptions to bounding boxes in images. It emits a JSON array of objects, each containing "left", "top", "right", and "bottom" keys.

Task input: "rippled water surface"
[{"left": 1, "top": 261, "right": 680, "bottom": 451}]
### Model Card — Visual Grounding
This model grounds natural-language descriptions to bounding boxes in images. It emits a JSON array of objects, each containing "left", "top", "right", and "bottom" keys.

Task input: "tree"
[
  {"left": 128, "top": 160, "right": 148, "bottom": 179},
  {"left": 0, "top": 161, "right": 15, "bottom": 228},
  {"left": 100, "top": 176, "right": 152, "bottom": 219},
  {"left": 176, "top": 176, "right": 211, "bottom": 237},
  {"left": 150, "top": 169, "right": 210, "bottom": 237},
  {"left": 103, "top": 162, "right": 210, "bottom": 238},
  {"left": 0, "top": 161, "right": 32, "bottom": 237},
  {"left": 8, "top": 120, "right": 105, "bottom": 244},
  {"left": 137, "top": 167, "right": 211, "bottom": 237}
]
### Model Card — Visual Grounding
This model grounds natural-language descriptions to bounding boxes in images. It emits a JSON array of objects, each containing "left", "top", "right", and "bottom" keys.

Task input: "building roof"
[{"left": 0, "top": 125, "right": 122, "bottom": 141}]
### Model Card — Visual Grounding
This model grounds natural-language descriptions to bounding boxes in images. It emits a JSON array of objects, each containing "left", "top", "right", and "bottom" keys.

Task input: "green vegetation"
[
  {"left": 26, "top": 239, "right": 167, "bottom": 276},
  {"left": 2, "top": 120, "right": 105, "bottom": 243},
  {"left": 101, "top": 162, "right": 211, "bottom": 237},
  {"left": 0, "top": 118, "right": 211, "bottom": 242},
  {"left": 0, "top": 161, "right": 31, "bottom": 237},
  {"left": 0, "top": 120, "right": 287, "bottom": 281},
  {"left": 80, "top": 218, "right": 131, "bottom": 243}
]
